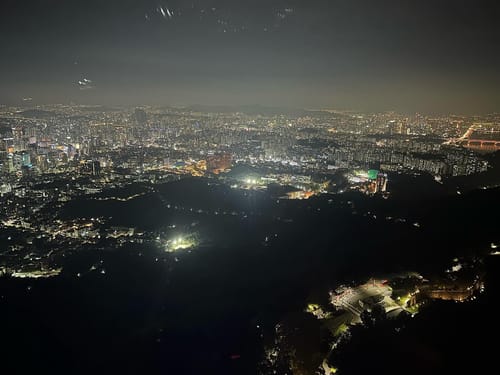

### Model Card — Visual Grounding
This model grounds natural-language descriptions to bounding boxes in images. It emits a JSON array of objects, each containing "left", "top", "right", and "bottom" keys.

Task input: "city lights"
[
  {"left": 165, "top": 235, "right": 199, "bottom": 252},
  {"left": 1, "top": 1, "right": 499, "bottom": 372}
]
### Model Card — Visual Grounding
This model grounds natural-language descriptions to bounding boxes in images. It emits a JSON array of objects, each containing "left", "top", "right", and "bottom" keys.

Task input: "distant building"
[
  {"left": 388, "top": 120, "right": 408, "bottom": 135},
  {"left": 134, "top": 108, "right": 148, "bottom": 125},
  {"left": 367, "top": 169, "right": 379, "bottom": 180},
  {"left": 206, "top": 153, "right": 232, "bottom": 174},
  {"left": 0, "top": 183, "right": 12, "bottom": 196},
  {"left": 90, "top": 161, "right": 101, "bottom": 176},
  {"left": 375, "top": 173, "right": 388, "bottom": 193},
  {"left": 4, "top": 154, "right": 15, "bottom": 173},
  {"left": 21, "top": 152, "right": 31, "bottom": 167},
  {"left": 81, "top": 160, "right": 101, "bottom": 176},
  {"left": 12, "top": 126, "right": 26, "bottom": 151},
  {"left": 36, "top": 155, "right": 49, "bottom": 172}
]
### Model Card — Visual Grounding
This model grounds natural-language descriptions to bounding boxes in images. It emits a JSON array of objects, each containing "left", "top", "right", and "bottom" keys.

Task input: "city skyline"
[
  {"left": 1, "top": 2, "right": 499, "bottom": 374},
  {"left": 1, "top": 102, "right": 498, "bottom": 374}
]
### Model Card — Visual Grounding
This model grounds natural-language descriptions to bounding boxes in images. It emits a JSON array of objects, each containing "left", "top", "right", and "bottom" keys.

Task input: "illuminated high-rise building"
[
  {"left": 375, "top": 173, "right": 388, "bottom": 193},
  {"left": 90, "top": 161, "right": 101, "bottom": 176},
  {"left": 36, "top": 155, "right": 49, "bottom": 172},
  {"left": 3, "top": 154, "right": 15, "bottom": 173},
  {"left": 12, "top": 126, "right": 26, "bottom": 151},
  {"left": 21, "top": 152, "right": 31, "bottom": 167}
]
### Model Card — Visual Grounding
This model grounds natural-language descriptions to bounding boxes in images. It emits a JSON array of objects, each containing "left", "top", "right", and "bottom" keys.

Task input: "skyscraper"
[{"left": 376, "top": 173, "right": 388, "bottom": 193}]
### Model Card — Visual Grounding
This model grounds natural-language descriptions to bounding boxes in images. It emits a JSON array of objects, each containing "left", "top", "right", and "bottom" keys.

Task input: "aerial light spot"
[
  {"left": 158, "top": 6, "right": 166, "bottom": 18},
  {"left": 77, "top": 78, "right": 94, "bottom": 90}
]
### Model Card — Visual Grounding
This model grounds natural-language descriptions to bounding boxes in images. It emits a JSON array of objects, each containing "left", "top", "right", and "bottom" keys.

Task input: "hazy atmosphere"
[
  {"left": 1, "top": 0, "right": 500, "bottom": 112},
  {"left": 1, "top": 2, "right": 499, "bottom": 374}
]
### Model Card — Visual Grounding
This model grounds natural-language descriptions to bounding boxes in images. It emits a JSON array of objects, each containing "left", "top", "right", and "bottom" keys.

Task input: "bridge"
[
  {"left": 461, "top": 139, "right": 500, "bottom": 151},
  {"left": 451, "top": 123, "right": 500, "bottom": 151}
]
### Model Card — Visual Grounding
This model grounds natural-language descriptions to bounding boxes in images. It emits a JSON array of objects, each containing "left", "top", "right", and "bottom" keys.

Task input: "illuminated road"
[
  {"left": 459, "top": 124, "right": 477, "bottom": 141},
  {"left": 454, "top": 123, "right": 500, "bottom": 151}
]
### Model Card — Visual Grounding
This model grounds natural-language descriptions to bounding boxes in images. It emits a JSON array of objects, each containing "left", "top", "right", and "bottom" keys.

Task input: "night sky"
[{"left": 1, "top": 0, "right": 500, "bottom": 113}]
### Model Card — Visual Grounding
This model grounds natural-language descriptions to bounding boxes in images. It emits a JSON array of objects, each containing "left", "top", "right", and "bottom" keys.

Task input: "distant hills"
[
  {"left": 17, "top": 109, "right": 56, "bottom": 118},
  {"left": 185, "top": 104, "right": 335, "bottom": 117}
]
